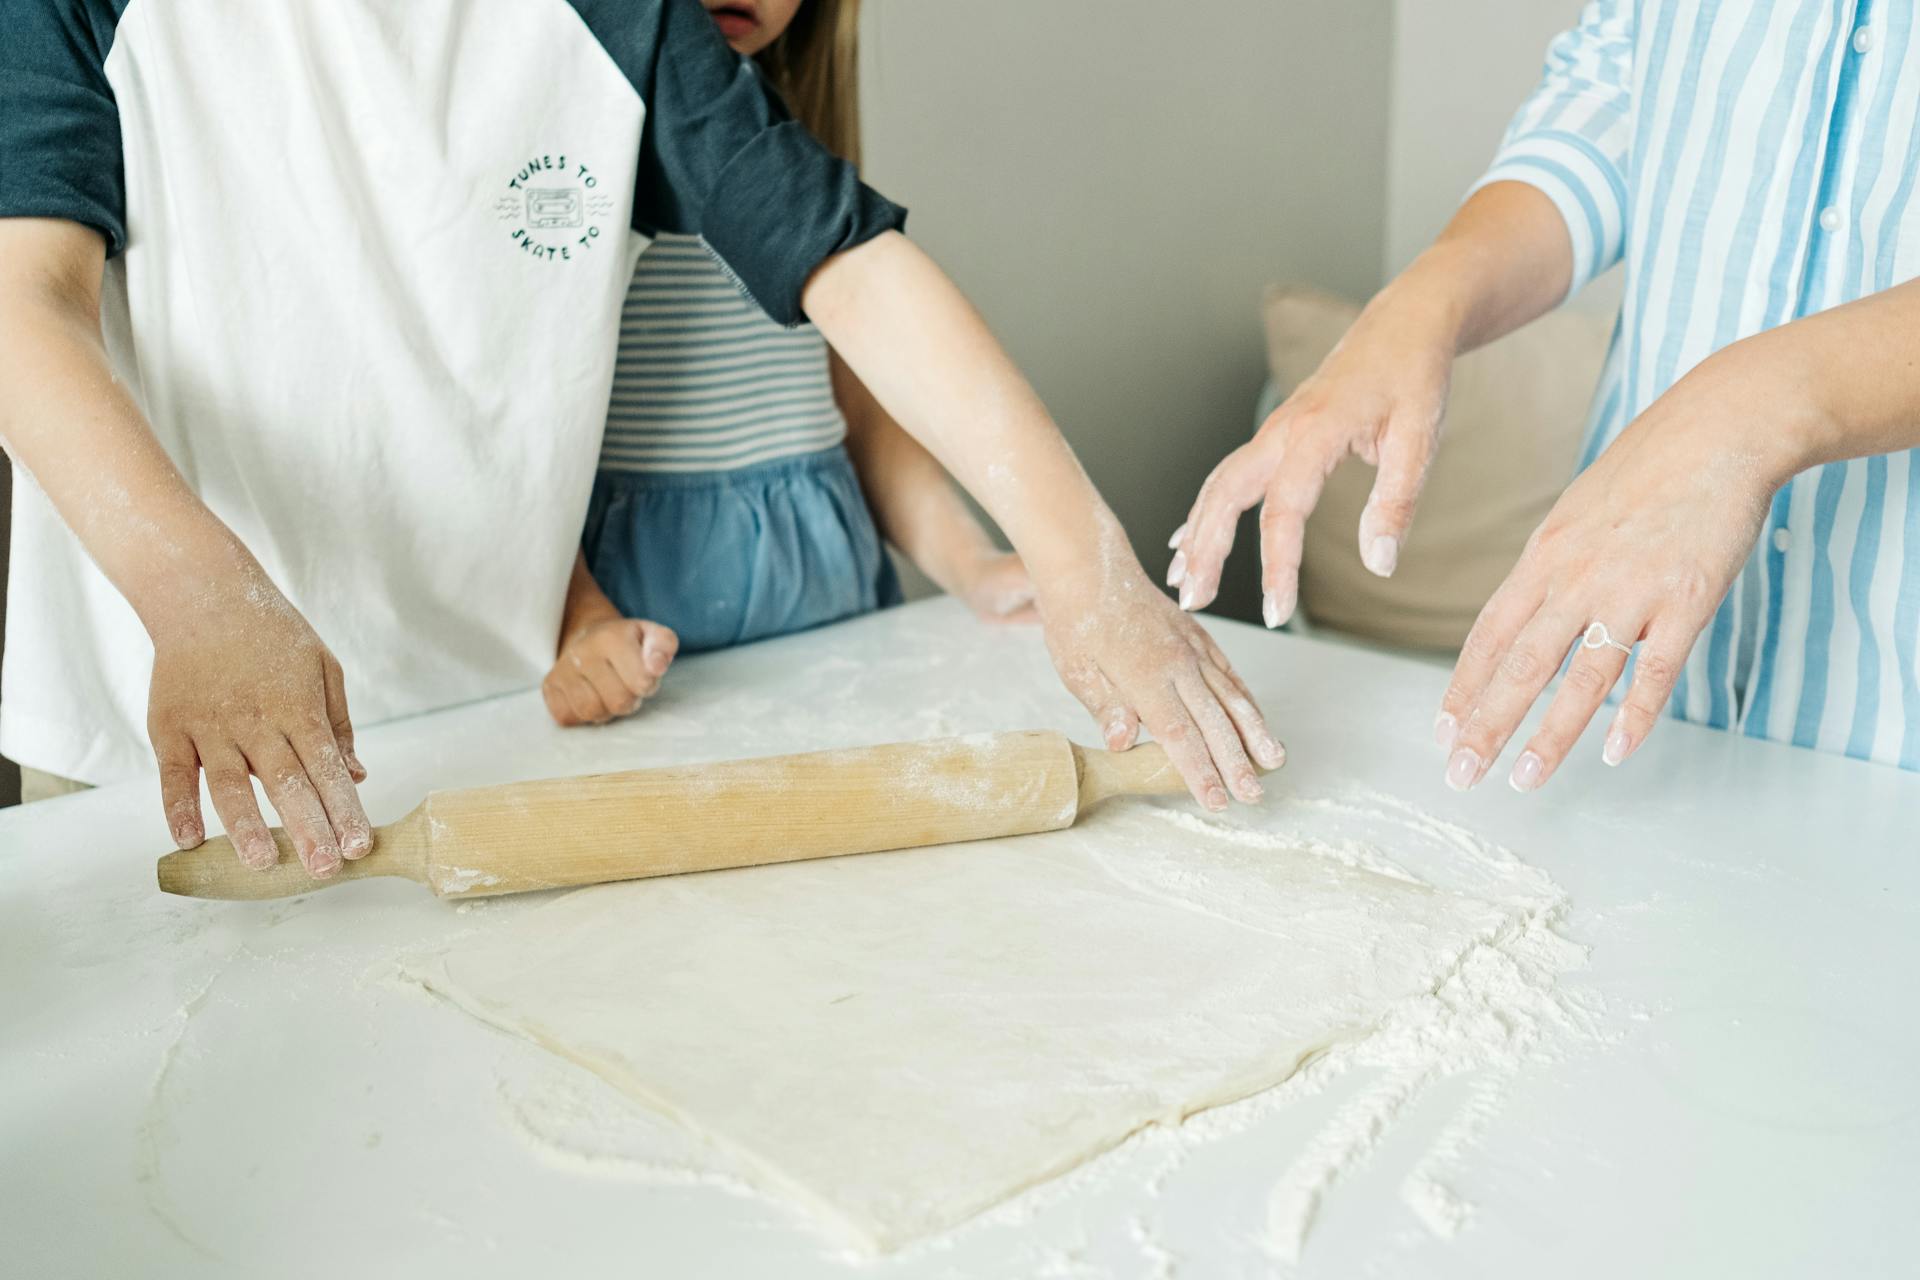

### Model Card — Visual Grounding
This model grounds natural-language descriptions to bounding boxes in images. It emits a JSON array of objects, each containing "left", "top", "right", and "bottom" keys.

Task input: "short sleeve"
[
  {"left": 1467, "top": 0, "right": 1634, "bottom": 301},
  {"left": 0, "top": 0, "right": 127, "bottom": 255},
  {"left": 571, "top": 0, "right": 905, "bottom": 326}
]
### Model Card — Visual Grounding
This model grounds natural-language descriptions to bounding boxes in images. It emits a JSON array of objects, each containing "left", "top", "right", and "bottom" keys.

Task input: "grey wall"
[{"left": 860, "top": 1, "right": 1396, "bottom": 622}]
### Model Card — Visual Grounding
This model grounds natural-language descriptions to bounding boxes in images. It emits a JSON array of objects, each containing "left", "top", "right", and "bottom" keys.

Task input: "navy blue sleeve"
[
  {"left": 0, "top": 1, "right": 128, "bottom": 255},
  {"left": 567, "top": 0, "right": 906, "bottom": 326}
]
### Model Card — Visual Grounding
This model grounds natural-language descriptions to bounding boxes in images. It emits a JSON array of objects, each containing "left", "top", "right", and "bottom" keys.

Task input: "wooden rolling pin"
[{"left": 155, "top": 731, "right": 1189, "bottom": 901}]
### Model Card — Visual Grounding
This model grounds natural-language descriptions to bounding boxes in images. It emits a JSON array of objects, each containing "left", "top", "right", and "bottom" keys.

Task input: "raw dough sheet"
[{"left": 407, "top": 802, "right": 1521, "bottom": 1251}]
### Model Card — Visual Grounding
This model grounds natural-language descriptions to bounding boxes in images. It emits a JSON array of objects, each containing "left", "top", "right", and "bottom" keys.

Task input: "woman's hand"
[
  {"left": 1038, "top": 526, "right": 1285, "bottom": 811},
  {"left": 1169, "top": 294, "right": 1457, "bottom": 626},
  {"left": 543, "top": 617, "right": 679, "bottom": 727},
  {"left": 145, "top": 553, "right": 370, "bottom": 878},
  {"left": 1435, "top": 351, "right": 1792, "bottom": 792},
  {"left": 952, "top": 548, "right": 1038, "bottom": 624}
]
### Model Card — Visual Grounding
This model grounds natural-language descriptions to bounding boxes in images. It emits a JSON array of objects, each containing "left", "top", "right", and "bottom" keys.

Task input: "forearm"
[
  {"left": 1728, "top": 276, "right": 1920, "bottom": 479},
  {"left": 1377, "top": 181, "right": 1578, "bottom": 356},
  {"left": 557, "top": 549, "right": 621, "bottom": 652},
  {"left": 0, "top": 222, "right": 252, "bottom": 634},
  {"left": 831, "top": 351, "right": 998, "bottom": 594},
  {"left": 803, "top": 232, "right": 1118, "bottom": 584}
]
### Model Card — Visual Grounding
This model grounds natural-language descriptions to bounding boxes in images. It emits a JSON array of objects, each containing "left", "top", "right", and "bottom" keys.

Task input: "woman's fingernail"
[
  {"left": 1256, "top": 735, "right": 1287, "bottom": 768},
  {"left": 1167, "top": 522, "right": 1189, "bottom": 550},
  {"left": 309, "top": 846, "right": 342, "bottom": 878},
  {"left": 1434, "top": 712, "right": 1458, "bottom": 750},
  {"left": 342, "top": 827, "right": 373, "bottom": 859},
  {"left": 1509, "top": 750, "right": 1544, "bottom": 792},
  {"left": 1445, "top": 747, "right": 1482, "bottom": 792},
  {"left": 1204, "top": 785, "right": 1229, "bottom": 811},
  {"left": 1363, "top": 535, "right": 1399, "bottom": 577},
  {"left": 1105, "top": 719, "right": 1132, "bottom": 750},
  {"left": 1166, "top": 551, "right": 1188, "bottom": 588},
  {"left": 1236, "top": 772, "right": 1264, "bottom": 802},
  {"left": 242, "top": 835, "right": 276, "bottom": 870},
  {"left": 1262, "top": 592, "right": 1280, "bottom": 629},
  {"left": 1603, "top": 729, "right": 1633, "bottom": 767},
  {"left": 345, "top": 750, "right": 367, "bottom": 780},
  {"left": 1179, "top": 582, "right": 1198, "bottom": 611},
  {"left": 1271, "top": 586, "right": 1297, "bottom": 627}
]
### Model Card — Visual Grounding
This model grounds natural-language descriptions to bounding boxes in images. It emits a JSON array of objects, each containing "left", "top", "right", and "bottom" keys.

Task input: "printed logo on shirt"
[{"left": 493, "top": 153, "right": 620, "bottom": 263}]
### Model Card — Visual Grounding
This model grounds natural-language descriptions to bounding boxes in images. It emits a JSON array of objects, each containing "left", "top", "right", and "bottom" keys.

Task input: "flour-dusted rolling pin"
[{"left": 155, "top": 731, "right": 1192, "bottom": 901}]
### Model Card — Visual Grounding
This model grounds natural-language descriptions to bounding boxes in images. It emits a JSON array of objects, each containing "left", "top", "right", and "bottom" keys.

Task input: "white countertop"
[{"left": 5, "top": 599, "right": 1916, "bottom": 1278}]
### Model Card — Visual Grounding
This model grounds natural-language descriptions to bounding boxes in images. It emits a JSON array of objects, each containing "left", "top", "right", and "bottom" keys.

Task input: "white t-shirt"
[{"left": 0, "top": 0, "right": 904, "bottom": 782}]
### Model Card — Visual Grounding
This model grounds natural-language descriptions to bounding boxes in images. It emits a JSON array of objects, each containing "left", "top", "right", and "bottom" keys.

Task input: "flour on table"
[{"left": 402, "top": 784, "right": 1589, "bottom": 1257}]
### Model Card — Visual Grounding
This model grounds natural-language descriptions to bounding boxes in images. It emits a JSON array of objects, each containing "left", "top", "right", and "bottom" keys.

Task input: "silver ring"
[{"left": 1581, "top": 621, "right": 1634, "bottom": 656}]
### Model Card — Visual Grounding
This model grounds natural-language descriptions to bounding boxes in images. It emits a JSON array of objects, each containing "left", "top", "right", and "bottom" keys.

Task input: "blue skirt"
[{"left": 581, "top": 446, "right": 903, "bottom": 654}]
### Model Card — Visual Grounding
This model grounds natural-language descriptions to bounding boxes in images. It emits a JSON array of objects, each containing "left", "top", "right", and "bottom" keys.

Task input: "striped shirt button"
[
  {"left": 1818, "top": 206, "right": 1842, "bottom": 233},
  {"left": 1853, "top": 25, "right": 1876, "bottom": 54},
  {"left": 1772, "top": 527, "right": 1791, "bottom": 554}
]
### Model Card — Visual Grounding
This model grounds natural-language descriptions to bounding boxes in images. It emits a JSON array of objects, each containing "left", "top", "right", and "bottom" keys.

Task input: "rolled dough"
[{"left": 407, "top": 802, "right": 1521, "bottom": 1251}]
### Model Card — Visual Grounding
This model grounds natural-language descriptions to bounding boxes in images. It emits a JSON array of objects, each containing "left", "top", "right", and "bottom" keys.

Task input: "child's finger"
[
  {"left": 320, "top": 653, "right": 365, "bottom": 781},
  {"left": 201, "top": 745, "right": 276, "bottom": 870},
  {"left": 580, "top": 660, "right": 640, "bottom": 720},
  {"left": 291, "top": 728, "right": 372, "bottom": 859},
  {"left": 1174, "top": 669, "right": 1262, "bottom": 803},
  {"left": 637, "top": 621, "right": 679, "bottom": 677},
  {"left": 557, "top": 671, "right": 609, "bottom": 725},
  {"left": 153, "top": 731, "right": 205, "bottom": 849},
  {"left": 1133, "top": 686, "right": 1229, "bottom": 812},
  {"left": 603, "top": 634, "right": 662, "bottom": 701},
  {"left": 247, "top": 737, "right": 341, "bottom": 877},
  {"left": 540, "top": 675, "right": 577, "bottom": 726},
  {"left": 1055, "top": 657, "right": 1138, "bottom": 751},
  {"left": 1198, "top": 658, "right": 1285, "bottom": 771}
]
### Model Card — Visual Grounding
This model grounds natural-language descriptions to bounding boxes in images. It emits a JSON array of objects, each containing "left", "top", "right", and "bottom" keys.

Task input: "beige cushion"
[{"left": 1262, "top": 285, "right": 1611, "bottom": 653}]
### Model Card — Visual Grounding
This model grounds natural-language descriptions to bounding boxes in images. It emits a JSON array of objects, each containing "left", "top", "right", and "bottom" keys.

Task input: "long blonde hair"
[{"left": 755, "top": 0, "right": 863, "bottom": 168}]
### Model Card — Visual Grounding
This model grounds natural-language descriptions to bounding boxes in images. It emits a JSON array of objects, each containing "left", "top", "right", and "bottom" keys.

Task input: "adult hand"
[
  {"left": 1038, "top": 527, "right": 1285, "bottom": 811},
  {"left": 146, "top": 557, "right": 370, "bottom": 878},
  {"left": 1168, "top": 295, "right": 1456, "bottom": 626},
  {"left": 1434, "top": 352, "right": 1785, "bottom": 792},
  {"left": 543, "top": 617, "right": 679, "bottom": 727}
]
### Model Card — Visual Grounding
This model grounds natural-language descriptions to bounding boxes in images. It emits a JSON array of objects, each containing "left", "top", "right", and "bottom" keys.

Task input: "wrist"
[{"left": 1692, "top": 334, "right": 1833, "bottom": 487}]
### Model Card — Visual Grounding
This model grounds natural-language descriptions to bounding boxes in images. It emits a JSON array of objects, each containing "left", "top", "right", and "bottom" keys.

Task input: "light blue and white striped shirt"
[
  {"left": 600, "top": 233, "right": 847, "bottom": 473},
  {"left": 1476, "top": 0, "right": 1920, "bottom": 768}
]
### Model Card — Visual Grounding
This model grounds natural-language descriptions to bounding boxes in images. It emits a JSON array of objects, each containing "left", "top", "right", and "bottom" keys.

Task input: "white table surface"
[{"left": 5, "top": 598, "right": 1916, "bottom": 1279}]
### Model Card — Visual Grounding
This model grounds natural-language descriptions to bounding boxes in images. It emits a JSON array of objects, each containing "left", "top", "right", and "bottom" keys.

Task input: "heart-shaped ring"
[{"left": 1581, "top": 621, "right": 1634, "bottom": 656}]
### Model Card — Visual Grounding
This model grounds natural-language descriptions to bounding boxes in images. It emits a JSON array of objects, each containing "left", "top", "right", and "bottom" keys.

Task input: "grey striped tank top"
[{"left": 599, "top": 233, "right": 848, "bottom": 473}]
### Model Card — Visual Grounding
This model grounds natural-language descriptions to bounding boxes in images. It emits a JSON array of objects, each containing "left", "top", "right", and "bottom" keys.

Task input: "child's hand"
[
  {"left": 955, "top": 550, "right": 1038, "bottom": 624},
  {"left": 543, "top": 618, "right": 679, "bottom": 727},
  {"left": 1037, "top": 543, "right": 1285, "bottom": 812},
  {"left": 145, "top": 563, "right": 371, "bottom": 879}
]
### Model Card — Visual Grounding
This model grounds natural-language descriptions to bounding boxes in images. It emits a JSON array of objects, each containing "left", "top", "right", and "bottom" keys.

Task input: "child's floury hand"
[
  {"left": 543, "top": 618, "right": 679, "bottom": 727},
  {"left": 1038, "top": 538, "right": 1285, "bottom": 812},
  {"left": 146, "top": 564, "right": 370, "bottom": 879},
  {"left": 955, "top": 550, "right": 1038, "bottom": 625}
]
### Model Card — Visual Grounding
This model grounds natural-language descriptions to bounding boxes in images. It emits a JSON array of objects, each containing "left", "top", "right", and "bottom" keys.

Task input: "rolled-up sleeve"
[
  {"left": 582, "top": 0, "right": 904, "bottom": 327},
  {"left": 1468, "top": 0, "right": 1634, "bottom": 300},
  {"left": 0, "top": 0, "right": 126, "bottom": 255}
]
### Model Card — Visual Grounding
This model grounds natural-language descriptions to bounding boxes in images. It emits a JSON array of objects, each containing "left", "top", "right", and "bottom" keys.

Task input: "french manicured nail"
[
  {"left": 1433, "top": 712, "right": 1458, "bottom": 751},
  {"left": 1166, "top": 551, "right": 1188, "bottom": 588},
  {"left": 1167, "top": 522, "right": 1189, "bottom": 550},
  {"left": 1445, "top": 747, "right": 1482, "bottom": 792},
  {"left": 1204, "top": 785, "right": 1230, "bottom": 811},
  {"left": 1179, "top": 581, "right": 1197, "bottom": 611},
  {"left": 1603, "top": 729, "right": 1633, "bottom": 767},
  {"left": 1262, "top": 592, "right": 1281, "bottom": 629},
  {"left": 1509, "top": 750, "right": 1544, "bottom": 792},
  {"left": 1363, "top": 535, "right": 1399, "bottom": 578}
]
